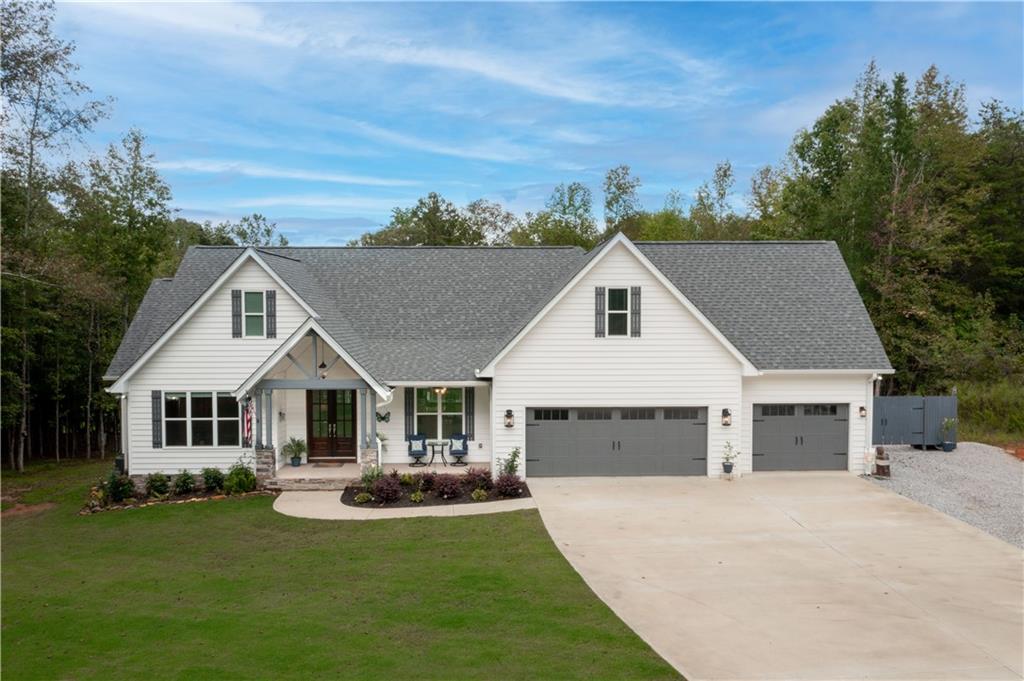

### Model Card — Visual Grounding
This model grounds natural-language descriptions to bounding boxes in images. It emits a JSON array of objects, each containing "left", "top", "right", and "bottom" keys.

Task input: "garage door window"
[
  {"left": 534, "top": 409, "right": 569, "bottom": 421},
  {"left": 577, "top": 408, "right": 612, "bottom": 420},
  {"left": 762, "top": 405, "right": 795, "bottom": 416},
  {"left": 621, "top": 408, "right": 655, "bottom": 420},
  {"left": 804, "top": 405, "right": 838, "bottom": 416},
  {"left": 664, "top": 408, "right": 700, "bottom": 420}
]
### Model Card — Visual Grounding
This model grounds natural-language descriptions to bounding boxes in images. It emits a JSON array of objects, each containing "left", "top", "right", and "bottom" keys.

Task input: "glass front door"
[{"left": 306, "top": 390, "right": 357, "bottom": 460}]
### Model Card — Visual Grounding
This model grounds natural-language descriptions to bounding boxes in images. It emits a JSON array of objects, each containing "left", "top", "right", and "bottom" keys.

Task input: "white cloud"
[
  {"left": 227, "top": 194, "right": 413, "bottom": 212},
  {"left": 156, "top": 159, "right": 419, "bottom": 187},
  {"left": 336, "top": 118, "right": 539, "bottom": 163}
]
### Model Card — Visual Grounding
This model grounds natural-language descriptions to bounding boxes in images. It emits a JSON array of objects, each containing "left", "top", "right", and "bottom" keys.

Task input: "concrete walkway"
[
  {"left": 273, "top": 491, "right": 536, "bottom": 520},
  {"left": 530, "top": 474, "right": 1024, "bottom": 681}
]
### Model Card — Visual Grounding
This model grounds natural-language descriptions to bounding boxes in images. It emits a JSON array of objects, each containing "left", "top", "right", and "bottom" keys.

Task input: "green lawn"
[{"left": 2, "top": 461, "right": 679, "bottom": 680}]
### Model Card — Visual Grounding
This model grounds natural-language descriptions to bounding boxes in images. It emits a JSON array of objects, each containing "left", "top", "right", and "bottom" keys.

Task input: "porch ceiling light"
[
  {"left": 318, "top": 360, "right": 327, "bottom": 379},
  {"left": 433, "top": 386, "right": 447, "bottom": 396},
  {"left": 504, "top": 409, "right": 514, "bottom": 428},
  {"left": 721, "top": 408, "right": 732, "bottom": 427}
]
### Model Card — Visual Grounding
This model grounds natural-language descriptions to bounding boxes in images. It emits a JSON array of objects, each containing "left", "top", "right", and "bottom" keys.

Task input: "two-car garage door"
[{"left": 526, "top": 407, "right": 707, "bottom": 476}]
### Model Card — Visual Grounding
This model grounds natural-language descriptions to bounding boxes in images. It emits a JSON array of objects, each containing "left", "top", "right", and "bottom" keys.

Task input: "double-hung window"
[
  {"left": 244, "top": 291, "right": 265, "bottom": 337},
  {"left": 163, "top": 391, "right": 240, "bottom": 447},
  {"left": 415, "top": 388, "right": 464, "bottom": 439},
  {"left": 607, "top": 288, "right": 629, "bottom": 336}
]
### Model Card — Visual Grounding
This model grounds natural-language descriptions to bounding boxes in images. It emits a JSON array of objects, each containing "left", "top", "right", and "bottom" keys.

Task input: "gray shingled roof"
[{"left": 106, "top": 240, "right": 890, "bottom": 384}]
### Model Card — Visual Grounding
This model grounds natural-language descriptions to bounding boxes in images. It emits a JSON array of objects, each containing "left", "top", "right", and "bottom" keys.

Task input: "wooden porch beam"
[
  {"left": 285, "top": 353, "right": 313, "bottom": 379},
  {"left": 255, "top": 379, "right": 370, "bottom": 391}
]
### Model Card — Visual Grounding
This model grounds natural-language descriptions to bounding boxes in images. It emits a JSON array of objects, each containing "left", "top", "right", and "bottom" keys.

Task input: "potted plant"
[
  {"left": 940, "top": 417, "right": 957, "bottom": 452},
  {"left": 281, "top": 437, "right": 307, "bottom": 467},
  {"left": 722, "top": 441, "right": 738, "bottom": 474}
]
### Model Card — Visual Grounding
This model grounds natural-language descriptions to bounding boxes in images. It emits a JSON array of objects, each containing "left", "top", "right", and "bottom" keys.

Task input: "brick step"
[{"left": 264, "top": 478, "right": 355, "bottom": 491}]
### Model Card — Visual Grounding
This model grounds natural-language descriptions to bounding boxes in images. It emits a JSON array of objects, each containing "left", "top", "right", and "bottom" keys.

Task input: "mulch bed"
[
  {"left": 79, "top": 489, "right": 277, "bottom": 515},
  {"left": 340, "top": 483, "right": 531, "bottom": 509}
]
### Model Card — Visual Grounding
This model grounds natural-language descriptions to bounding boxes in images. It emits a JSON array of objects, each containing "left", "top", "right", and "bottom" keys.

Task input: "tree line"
[{"left": 2, "top": 2, "right": 1021, "bottom": 470}]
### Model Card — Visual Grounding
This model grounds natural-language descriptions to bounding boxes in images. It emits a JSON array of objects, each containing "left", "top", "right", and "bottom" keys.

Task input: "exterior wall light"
[
  {"left": 433, "top": 386, "right": 448, "bottom": 396},
  {"left": 859, "top": 406, "right": 867, "bottom": 418},
  {"left": 721, "top": 408, "right": 732, "bottom": 427},
  {"left": 504, "top": 409, "right": 514, "bottom": 428}
]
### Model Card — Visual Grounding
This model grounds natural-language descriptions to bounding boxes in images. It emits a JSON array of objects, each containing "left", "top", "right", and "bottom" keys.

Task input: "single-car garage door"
[
  {"left": 526, "top": 407, "right": 707, "bottom": 476},
  {"left": 752, "top": 403, "right": 849, "bottom": 471}
]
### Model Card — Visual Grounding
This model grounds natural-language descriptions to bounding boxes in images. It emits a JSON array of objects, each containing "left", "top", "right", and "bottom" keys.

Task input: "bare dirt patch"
[{"left": 2, "top": 502, "right": 57, "bottom": 518}]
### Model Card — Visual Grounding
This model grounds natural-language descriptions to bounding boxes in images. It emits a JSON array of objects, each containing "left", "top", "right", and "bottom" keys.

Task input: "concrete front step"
[{"left": 264, "top": 478, "right": 355, "bottom": 491}]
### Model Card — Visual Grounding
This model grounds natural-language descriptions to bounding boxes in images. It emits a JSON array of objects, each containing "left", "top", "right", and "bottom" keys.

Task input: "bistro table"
[{"left": 425, "top": 439, "right": 450, "bottom": 467}]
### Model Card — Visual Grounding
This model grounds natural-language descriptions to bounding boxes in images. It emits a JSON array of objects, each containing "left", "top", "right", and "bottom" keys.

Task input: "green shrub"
[
  {"left": 202, "top": 467, "right": 225, "bottom": 493},
  {"left": 354, "top": 492, "right": 373, "bottom": 504},
  {"left": 471, "top": 488, "right": 488, "bottom": 502},
  {"left": 409, "top": 490, "right": 424, "bottom": 503},
  {"left": 360, "top": 465, "right": 383, "bottom": 488},
  {"left": 498, "top": 447, "right": 520, "bottom": 476},
  {"left": 173, "top": 470, "right": 196, "bottom": 495},
  {"left": 399, "top": 472, "right": 415, "bottom": 487},
  {"left": 144, "top": 473, "right": 170, "bottom": 497},
  {"left": 957, "top": 376, "right": 1024, "bottom": 443},
  {"left": 103, "top": 471, "right": 136, "bottom": 503},
  {"left": 224, "top": 463, "right": 257, "bottom": 495}
]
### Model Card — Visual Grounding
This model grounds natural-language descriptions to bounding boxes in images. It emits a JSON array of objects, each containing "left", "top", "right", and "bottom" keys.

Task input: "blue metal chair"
[
  {"left": 448, "top": 433, "right": 469, "bottom": 466},
  {"left": 408, "top": 434, "right": 428, "bottom": 467}
]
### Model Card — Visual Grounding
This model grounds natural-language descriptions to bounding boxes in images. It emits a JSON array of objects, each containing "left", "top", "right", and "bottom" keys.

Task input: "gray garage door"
[
  {"left": 752, "top": 404, "right": 849, "bottom": 471},
  {"left": 526, "top": 407, "right": 707, "bottom": 477}
]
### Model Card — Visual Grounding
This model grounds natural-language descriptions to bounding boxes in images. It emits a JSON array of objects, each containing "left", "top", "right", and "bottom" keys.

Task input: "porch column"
[
  {"left": 369, "top": 394, "right": 378, "bottom": 444},
  {"left": 360, "top": 388, "right": 368, "bottom": 448},
  {"left": 265, "top": 389, "right": 273, "bottom": 449},
  {"left": 254, "top": 392, "right": 263, "bottom": 448}
]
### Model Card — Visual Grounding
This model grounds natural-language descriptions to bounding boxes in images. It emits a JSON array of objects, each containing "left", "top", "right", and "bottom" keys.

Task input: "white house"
[{"left": 105, "top": 233, "right": 893, "bottom": 482}]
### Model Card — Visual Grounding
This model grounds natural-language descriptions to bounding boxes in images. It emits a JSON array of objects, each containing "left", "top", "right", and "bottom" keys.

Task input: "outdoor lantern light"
[
  {"left": 318, "top": 360, "right": 327, "bottom": 379},
  {"left": 721, "top": 408, "right": 732, "bottom": 427},
  {"left": 859, "top": 406, "right": 867, "bottom": 418},
  {"left": 504, "top": 409, "right": 514, "bottom": 428}
]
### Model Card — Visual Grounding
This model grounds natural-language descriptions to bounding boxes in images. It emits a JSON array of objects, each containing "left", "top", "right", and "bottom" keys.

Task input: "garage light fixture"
[
  {"left": 859, "top": 406, "right": 867, "bottom": 418},
  {"left": 504, "top": 409, "right": 514, "bottom": 428},
  {"left": 721, "top": 408, "right": 732, "bottom": 427}
]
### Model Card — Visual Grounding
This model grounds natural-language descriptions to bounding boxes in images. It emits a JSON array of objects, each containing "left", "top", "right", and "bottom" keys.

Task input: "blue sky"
[{"left": 57, "top": 2, "right": 1023, "bottom": 245}]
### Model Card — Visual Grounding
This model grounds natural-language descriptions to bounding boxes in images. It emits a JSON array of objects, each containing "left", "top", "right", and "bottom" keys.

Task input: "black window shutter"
[
  {"left": 231, "top": 289, "right": 242, "bottom": 338},
  {"left": 151, "top": 390, "right": 162, "bottom": 448},
  {"left": 595, "top": 287, "right": 606, "bottom": 337},
  {"left": 265, "top": 290, "right": 277, "bottom": 338},
  {"left": 631, "top": 286, "right": 641, "bottom": 337},
  {"left": 404, "top": 388, "right": 415, "bottom": 440},
  {"left": 465, "top": 387, "right": 475, "bottom": 440}
]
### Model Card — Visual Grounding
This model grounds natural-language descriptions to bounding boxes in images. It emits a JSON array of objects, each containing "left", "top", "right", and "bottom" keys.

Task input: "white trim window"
[
  {"left": 415, "top": 388, "right": 464, "bottom": 439},
  {"left": 164, "top": 391, "right": 240, "bottom": 447},
  {"left": 244, "top": 291, "right": 265, "bottom": 337},
  {"left": 607, "top": 287, "right": 629, "bottom": 336}
]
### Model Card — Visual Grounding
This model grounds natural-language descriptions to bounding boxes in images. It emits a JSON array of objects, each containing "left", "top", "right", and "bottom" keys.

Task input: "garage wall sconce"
[
  {"left": 504, "top": 409, "right": 515, "bottom": 428},
  {"left": 721, "top": 408, "right": 732, "bottom": 427},
  {"left": 859, "top": 406, "right": 867, "bottom": 418}
]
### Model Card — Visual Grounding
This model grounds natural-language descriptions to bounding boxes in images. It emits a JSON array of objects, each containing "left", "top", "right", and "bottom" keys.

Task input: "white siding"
[
  {"left": 741, "top": 374, "right": 876, "bottom": 474},
  {"left": 377, "top": 386, "right": 492, "bottom": 467},
  {"left": 491, "top": 242, "right": 744, "bottom": 477},
  {"left": 126, "top": 260, "right": 309, "bottom": 474}
]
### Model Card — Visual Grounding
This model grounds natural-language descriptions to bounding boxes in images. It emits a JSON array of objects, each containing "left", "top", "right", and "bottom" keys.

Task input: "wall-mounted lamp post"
[
  {"left": 504, "top": 409, "right": 514, "bottom": 428},
  {"left": 859, "top": 406, "right": 867, "bottom": 418},
  {"left": 721, "top": 408, "right": 732, "bottom": 427}
]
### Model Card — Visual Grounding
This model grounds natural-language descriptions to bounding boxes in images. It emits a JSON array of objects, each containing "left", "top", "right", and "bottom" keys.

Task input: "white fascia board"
[
  {"left": 386, "top": 380, "right": 491, "bottom": 387},
  {"left": 756, "top": 369, "right": 895, "bottom": 375},
  {"left": 233, "top": 318, "right": 391, "bottom": 399},
  {"left": 477, "top": 233, "right": 758, "bottom": 377},
  {"left": 108, "top": 248, "right": 319, "bottom": 393}
]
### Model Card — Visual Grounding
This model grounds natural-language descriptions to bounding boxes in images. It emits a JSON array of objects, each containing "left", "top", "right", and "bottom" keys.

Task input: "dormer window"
[
  {"left": 607, "top": 288, "right": 629, "bottom": 336},
  {"left": 244, "top": 291, "right": 265, "bottom": 337}
]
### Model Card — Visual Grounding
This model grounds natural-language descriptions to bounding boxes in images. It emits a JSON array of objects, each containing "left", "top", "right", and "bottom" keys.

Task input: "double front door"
[{"left": 307, "top": 390, "right": 356, "bottom": 460}]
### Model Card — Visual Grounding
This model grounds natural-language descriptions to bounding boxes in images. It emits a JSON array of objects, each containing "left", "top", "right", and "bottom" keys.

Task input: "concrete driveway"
[{"left": 530, "top": 474, "right": 1023, "bottom": 680}]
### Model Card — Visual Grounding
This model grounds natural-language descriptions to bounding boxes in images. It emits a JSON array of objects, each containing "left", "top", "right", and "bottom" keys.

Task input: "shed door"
[
  {"left": 526, "top": 407, "right": 707, "bottom": 477},
  {"left": 753, "top": 404, "right": 848, "bottom": 471}
]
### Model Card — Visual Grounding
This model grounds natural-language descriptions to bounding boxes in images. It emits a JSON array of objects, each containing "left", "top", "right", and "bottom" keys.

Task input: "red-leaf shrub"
[
  {"left": 413, "top": 471, "right": 437, "bottom": 492},
  {"left": 371, "top": 475, "right": 402, "bottom": 503},
  {"left": 434, "top": 473, "right": 462, "bottom": 499},
  {"left": 461, "top": 467, "right": 493, "bottom": 490},
  {"left": 495, "top": 473, "right": 523, "bottom": 498}
]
